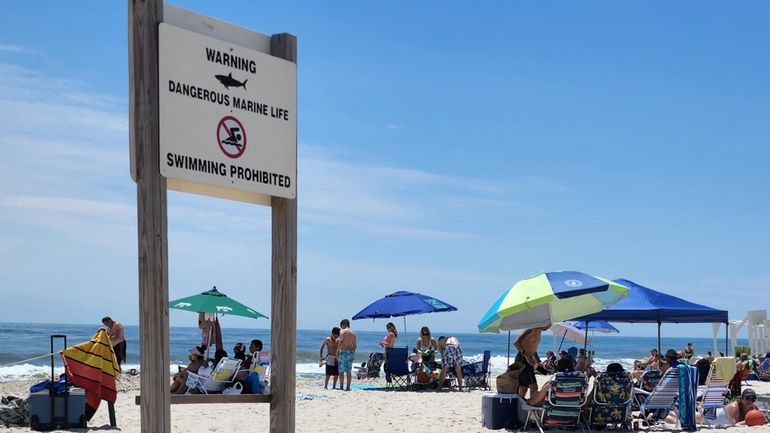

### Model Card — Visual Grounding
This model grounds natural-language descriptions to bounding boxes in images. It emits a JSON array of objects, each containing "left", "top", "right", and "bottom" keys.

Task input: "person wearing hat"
[
  {"left": 664, "top": 348, "right": 681, "bottom": 369},
  {"left": 665, "top": 387, "right": 761, "bottom": 427},
  {"left": 170, "top": 345, "right": 206, "bottom": 394}
]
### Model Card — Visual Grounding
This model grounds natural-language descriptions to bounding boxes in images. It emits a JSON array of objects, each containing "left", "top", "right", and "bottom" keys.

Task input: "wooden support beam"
[
  {"left": 135, "top": 394, "right": 272, "bottom": 405},
  {"left": 129, "top": 0, "right": 169, "bottom": 432},
  {"left": 269, "top": 30, "right": 298, "bottom": 433}
]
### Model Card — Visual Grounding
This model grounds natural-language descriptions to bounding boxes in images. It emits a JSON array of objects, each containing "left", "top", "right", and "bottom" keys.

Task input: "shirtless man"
[
  {"left": 319, "top": 327, "right": 340, "bottom": 389},
  {"left": 102, "top": 316, "right": 126, "bottom": 366},
  {"left": 513, "top": 326, "right": 549, "bottom": 398},
  {"left": 336, "top": 319, "right": 357, "bottom": 391}
]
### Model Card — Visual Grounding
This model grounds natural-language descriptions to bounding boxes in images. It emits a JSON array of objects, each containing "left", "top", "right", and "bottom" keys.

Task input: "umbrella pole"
[
  {"left": 507, "top": 331, "right": 511, "bottom": 365},
  {"left": 657, "top": 321, "right": 661, "bottom": 354},
  {"left": 206, "top": 318, "right": 214, "bottom": 360},
  {"left": 557, "top": 330, "right": 567, "bottom": 353},
  {"left": 403, "top": 316, "right": 408, "bottom": 348},
  {"left": 583, "top": 322, "right": 588, "bottom": 352}
]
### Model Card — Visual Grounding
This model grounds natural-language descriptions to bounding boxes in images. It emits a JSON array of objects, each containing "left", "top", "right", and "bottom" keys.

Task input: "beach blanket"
[
  {"left": 61, "top": 330, "right": 119, "bottom": 413},
  {"left": 677, "top": 364, "right": 698, "bottom": 431}
]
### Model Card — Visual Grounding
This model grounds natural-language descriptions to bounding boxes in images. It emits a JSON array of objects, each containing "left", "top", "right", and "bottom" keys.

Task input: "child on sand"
[{"left": 319, "top": 327, "right": 340, "bottom": 389}]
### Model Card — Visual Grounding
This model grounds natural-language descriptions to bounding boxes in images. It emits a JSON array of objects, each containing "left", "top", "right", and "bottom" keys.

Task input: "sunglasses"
[{"left": 421, "top": 332, "right": 429, "bottom": 336}]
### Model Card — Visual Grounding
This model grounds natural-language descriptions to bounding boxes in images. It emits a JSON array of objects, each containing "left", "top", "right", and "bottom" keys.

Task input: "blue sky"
[{"left": 0, "top": 1, "right": 768, "bottom": 339}]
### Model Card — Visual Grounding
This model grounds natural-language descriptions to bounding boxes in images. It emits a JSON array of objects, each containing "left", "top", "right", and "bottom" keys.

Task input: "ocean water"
[{"left": 0, "top": 322, "right": 743, "bottom": 383}]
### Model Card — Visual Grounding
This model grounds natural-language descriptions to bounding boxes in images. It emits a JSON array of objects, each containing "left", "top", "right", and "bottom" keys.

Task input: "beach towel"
[
  {"left": 61, "top": 330, "right": 119, "bottom": 415},
  {"left": 677, "top": 364, "right": 698, "bottom": 431},
  {"left": 200, "top": 314, "right": 223, "bottom": 351},
  {"left": 712, "top": 357, "right": 736, "bottom": 382}
]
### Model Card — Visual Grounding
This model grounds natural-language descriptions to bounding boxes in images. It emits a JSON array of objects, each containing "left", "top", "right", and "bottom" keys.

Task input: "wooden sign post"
[{"left": 129, "top": 1, "right": 297, "bottom": 432}]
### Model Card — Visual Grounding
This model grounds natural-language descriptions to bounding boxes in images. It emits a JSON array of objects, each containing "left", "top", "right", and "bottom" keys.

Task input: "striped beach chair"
[
  {"left": 523, "top": 371, "right": 588, "bottom": 433},
  {"left": 639, "top": 368, "right": 680, "bottom": 430},
  {"left": 699, "top": 364, "right": 728, "bottom": 427},
  {"left": 756, "top": 358, "right": 770, "bottom": 382}
]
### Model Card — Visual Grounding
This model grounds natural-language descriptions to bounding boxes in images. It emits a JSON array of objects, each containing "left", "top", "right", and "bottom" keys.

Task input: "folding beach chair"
[
  {"left": 638, "top": 368, "right": 680, "bottom": 430},
  {"left": 632, "top": 368, "right": 662, "bottom": 409},
  {"left": 522, "top": 371, "right": 588, "bottom": 433},
  {"left": 185, "top": 357, "right": 241, "bottom": 394},
  {"left": 583, "top": 370, "right": 633, "bottom": 432},
  {"left": 461, "top": 350, "right": 491, "bottom": 390},
  {"left": 757, "top": 358, "right": 770, "bottom": 382},
  {"left": 698, "top": 364, "right": 728, "bottom": 427},
  {"left": 384, "top": 347, "right": 412, "bottom": 390}
]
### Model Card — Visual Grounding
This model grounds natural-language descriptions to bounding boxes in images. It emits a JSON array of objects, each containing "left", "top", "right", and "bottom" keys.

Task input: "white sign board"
[{"left": 158, "top": 23, "right": 296, "bottom": 201}]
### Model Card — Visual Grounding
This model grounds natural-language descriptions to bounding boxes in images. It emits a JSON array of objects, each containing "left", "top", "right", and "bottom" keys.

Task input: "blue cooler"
[
  {"left": 482, "top": 392, "right": 522, "bottom": 429},
  {"left": 28, "top": 334, "right": 87, "bottom": 431},
  {"left": 28, "top": 386, "right": 87, "bottom": 431}
]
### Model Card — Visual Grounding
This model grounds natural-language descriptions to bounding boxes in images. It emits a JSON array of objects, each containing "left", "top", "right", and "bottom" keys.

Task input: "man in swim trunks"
[{"left": 336, "top": 319, "right": 357, "bottom": 391}]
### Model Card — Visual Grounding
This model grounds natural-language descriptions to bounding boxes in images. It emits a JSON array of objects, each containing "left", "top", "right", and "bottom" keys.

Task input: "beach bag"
[
  {"left": 222, "top": 381, "right": 243, "bottom": 395},
  {"left": 496, "top": 363, "right": 524, "bottom": 394}
]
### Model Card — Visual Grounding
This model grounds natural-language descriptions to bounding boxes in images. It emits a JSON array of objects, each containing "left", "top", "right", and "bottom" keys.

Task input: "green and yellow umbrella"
[{"left": 478, "top": 271, "right": 629, "bottom": 333}]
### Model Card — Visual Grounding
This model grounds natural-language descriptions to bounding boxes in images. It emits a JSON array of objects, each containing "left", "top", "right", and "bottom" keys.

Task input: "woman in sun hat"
[{"left": 170, "top": 345, "right": 206, "bottom": 394}]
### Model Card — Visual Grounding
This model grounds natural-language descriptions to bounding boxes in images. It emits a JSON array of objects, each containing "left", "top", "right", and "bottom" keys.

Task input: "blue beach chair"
[
  {"left": 384, "top": 347, "right": 412, "bottom": 390},
  {"left": 461, "top": 350, "right": 491, "bottom": 390}
]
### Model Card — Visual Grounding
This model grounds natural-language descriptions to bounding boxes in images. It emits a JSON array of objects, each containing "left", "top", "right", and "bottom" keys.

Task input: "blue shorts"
[{"left": 338, "top": 350, "right": 355, "bottom": 373}]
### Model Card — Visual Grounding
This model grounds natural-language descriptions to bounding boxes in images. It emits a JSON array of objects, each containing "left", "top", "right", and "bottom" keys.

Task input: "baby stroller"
[{"left": 355, "top": 352, "right": 385, "bottom": 379}]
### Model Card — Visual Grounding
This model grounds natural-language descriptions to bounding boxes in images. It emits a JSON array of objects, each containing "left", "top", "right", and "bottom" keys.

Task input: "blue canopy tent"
[{"left": 574, "top": 278, "right": 729, "bottom": 354}]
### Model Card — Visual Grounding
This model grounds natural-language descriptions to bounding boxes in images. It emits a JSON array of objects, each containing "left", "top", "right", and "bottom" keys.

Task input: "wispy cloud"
[
  {"left": 384, "top": 123, "right": 402, "bottom": 129},
  {"left": 298, "top": 143, "right": 565, "bottom": 239},
  {"left": 0, "top": 57, "right": 567, "bottom": 249},
  {"left": 0, "top": 44, "right": 39, "bottom": 54},
  {"left": 0, "top": 195, "right": 133, "bottom": 218}
]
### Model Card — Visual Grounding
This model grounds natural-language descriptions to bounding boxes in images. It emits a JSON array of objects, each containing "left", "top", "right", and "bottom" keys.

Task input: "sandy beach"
[{"left": 1, "top": 374, "right": 768, "bottom": 433}]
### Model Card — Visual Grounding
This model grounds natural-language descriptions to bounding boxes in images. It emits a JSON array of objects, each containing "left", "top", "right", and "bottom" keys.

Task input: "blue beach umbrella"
[
  {"left": 573, "top": 321, "right": 619, "bottom": 334},
  {"left": 478, "top": 271, "right": 630, "bottom": 333},
  {"left": 352, "top": 290, "right": 458, "bottom": 343}
]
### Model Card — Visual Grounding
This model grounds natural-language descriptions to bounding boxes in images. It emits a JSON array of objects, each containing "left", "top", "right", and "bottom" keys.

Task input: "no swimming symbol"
[{"left": 217, "top": 115, "right": 247, "bottom": 158}]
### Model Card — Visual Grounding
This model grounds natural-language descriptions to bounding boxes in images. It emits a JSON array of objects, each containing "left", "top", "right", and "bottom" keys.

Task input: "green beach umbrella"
[
  {"left": 478, "top": 271, "right": 629, "bottom": 333},
  {"left": 169, "top": 286, "right": 268, "bottom": 319}
]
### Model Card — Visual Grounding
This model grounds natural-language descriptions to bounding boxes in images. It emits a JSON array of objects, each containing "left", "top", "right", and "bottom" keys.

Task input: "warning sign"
[
  {"left": 217, "top": 116, "right": 247, "bottom": 158},
  {"left": 156, "top": 22, "right": 296, "bottom": 202}
]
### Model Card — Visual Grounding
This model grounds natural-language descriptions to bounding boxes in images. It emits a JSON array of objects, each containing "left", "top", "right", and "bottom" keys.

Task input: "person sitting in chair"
[
  {"left": 412, "top": 326, "right": 438, "bottom": 370},
  {"left": 526, "top": 358, "right": 576, "bottom": 406},
  {"left": 170, "top": 346, "right": 206, "bottom": 394}
]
